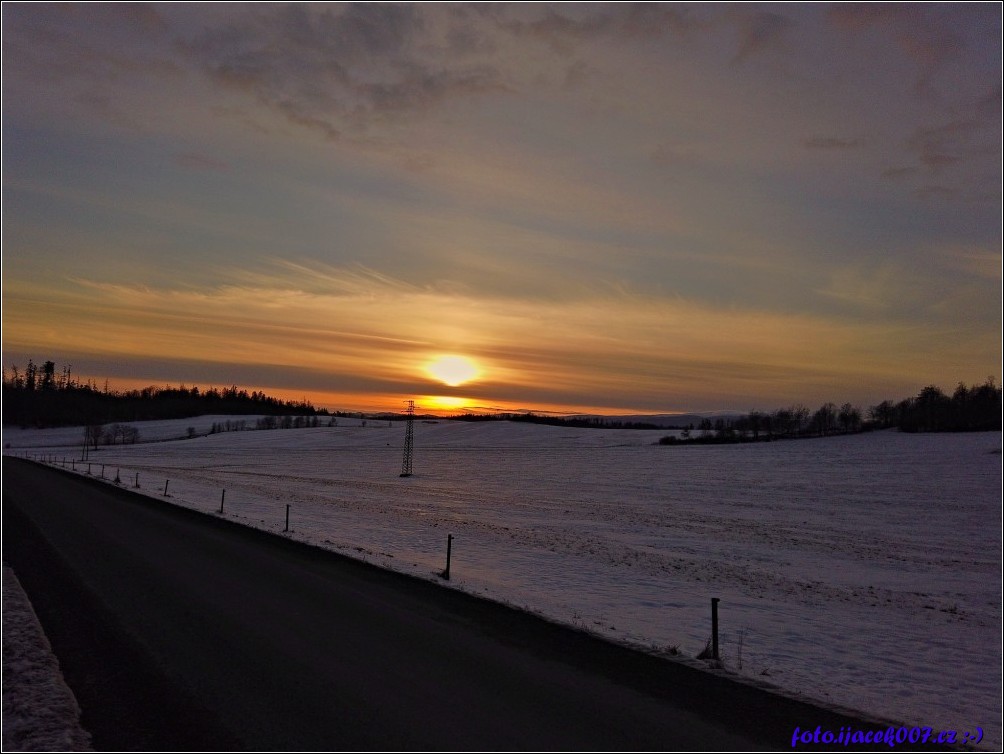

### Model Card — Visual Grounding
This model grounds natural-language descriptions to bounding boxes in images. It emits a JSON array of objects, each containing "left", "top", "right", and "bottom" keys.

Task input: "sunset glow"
[
  {"left": 2, "top": 4, "right": 999, "bottom": 414},
  {"left": 424, "top": 356, "right": 481, "bottom": 388},
  {"left": 421, "top": 396, "right": 474, "bottom": 412}
]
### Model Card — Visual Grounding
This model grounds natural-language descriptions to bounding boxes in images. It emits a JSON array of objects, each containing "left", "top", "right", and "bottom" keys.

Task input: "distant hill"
[
  {"left": 572, "top": 413, "right": 742, "bottom": 429},
  {"left": 446, "top": 411, "right": 743, "bottom": 430}
]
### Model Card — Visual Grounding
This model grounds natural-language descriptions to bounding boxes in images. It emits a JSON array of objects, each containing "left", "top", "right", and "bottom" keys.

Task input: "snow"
[
  {"left": 2, "top": 565, "right": 93, "bottom": 752},
  {"left": 6, "top": 418, "right": 1001, "bottom": 749},
  {"left": 1, "top": 414, "right": 264, "bottom": 448}
]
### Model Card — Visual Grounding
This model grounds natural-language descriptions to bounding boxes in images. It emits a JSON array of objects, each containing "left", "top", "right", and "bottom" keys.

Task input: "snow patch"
[{"left": 2, "top": 565, "right": 92, "bottom": 752}]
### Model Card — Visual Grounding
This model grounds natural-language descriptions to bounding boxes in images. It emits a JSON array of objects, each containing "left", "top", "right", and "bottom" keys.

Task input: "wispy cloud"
[
  {"left": 174, "top": 152, "right": 231, "bottom": 172},
  {"left": 731, "top": 10, "right": 794, "bottom": 64},
  {"left": 906, "top": 116, "right": 997, "bottom": 177},
  {"left": 176, "top": 4, "right": 508, "bottom": 142},
  {"left": 803, "top": 136, "right": 863, "bottom": 150},
  {"left": 495, "top": 2, "right": 700, "bottom": 50},
  {"left": 6, "top": 260, "right": 994, "bottom": 411},
  {"left": 880, "top": 166, "right": 918, "bottom": 180},
  {"left": 826, "top": 3, "right": 906, "bottom": 31}
]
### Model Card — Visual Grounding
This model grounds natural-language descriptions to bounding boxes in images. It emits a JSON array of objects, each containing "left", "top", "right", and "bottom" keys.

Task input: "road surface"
[{"left": 3, "top": 458, "right": 880, "bottom": 750}]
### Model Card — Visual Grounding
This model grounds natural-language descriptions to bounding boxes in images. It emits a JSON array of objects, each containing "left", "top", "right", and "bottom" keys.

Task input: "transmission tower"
[{"left": 400, "top": 399, "right": 415, "bottom": 477}]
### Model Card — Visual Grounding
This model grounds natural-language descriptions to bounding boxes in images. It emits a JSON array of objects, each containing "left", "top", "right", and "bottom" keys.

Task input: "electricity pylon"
[{"left": 400, "top": 399, "right": 415, "bottom": 477}]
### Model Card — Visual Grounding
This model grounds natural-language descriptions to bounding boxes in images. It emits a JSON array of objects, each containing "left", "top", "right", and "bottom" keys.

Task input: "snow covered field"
[{"left": 6, "top": 418, "right": 1001, "bottom": 748}]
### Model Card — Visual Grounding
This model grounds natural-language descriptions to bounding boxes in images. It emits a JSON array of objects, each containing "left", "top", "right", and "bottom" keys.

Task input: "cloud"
[
  {"left": 826, "top": 3, "right": 997, "bottom": 95},
  {"left": 6, "top": 260, "right": 991, "bottom": 412},
  {"left": 496, "top": 2, "right": 699, "bottom": 50},
  {"left": 803, "top": 136, "right": 863, "bottom": 150},
  {"left": 907, "top": 118, "right": 990, "bottom": 167},
  {"left": 731, "top": 10, "right": 794, "bottom": 64},
  {"left": 914, "top": 185, "right": 957, "bottom": 201},
  {"left": 174, "top": 152, "right": 231, "bottom": 173},
  {"left": 169, "top": 1, "right": 708, "bottom": 143},
  {"left": 880, "top": 166, "right": 917, "bottom": 180},
  {"left": 2, "top": 4, "right": 175, "bottom": 86},
  {"left": 826, "top": 3, "right": 906, "bottom": 31},
  {"left": 814, "top": 262, "right": 918, "bottom": 312},
  {"left": 649, "top": 144, "right": 704, "bottom": 169},
  {"left": 938, "top": 245, "right": 1002, "bottom": 281},
  {"left": 899, "top": 109, "right": 1000, "bottom": 202},
  {"left": 893, "top": 18, "right": 965, "bottom": 76},
  {"left": 176, "top": 4, "right": 507, "bottom": 142}
]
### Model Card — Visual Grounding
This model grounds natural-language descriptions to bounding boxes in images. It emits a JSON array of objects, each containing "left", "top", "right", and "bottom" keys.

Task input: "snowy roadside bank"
[{"left": 2, "top": 564, "right": 92, "bottom": 752}]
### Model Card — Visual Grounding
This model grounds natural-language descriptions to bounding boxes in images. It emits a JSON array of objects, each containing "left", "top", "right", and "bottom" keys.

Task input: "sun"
[{"left": 424, "top": 355, "right": 481, "bottom": 387}]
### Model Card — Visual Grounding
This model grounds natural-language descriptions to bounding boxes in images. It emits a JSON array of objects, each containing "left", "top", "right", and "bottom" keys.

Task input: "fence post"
[
  {"left": 163, "top": 479, "right": 170, "bottom": 496},
  {"left": 220, "top": 489, "right": 226, "bottom": 514},
  {"left": 284, "top": 504, "right": 290, "bottom": 532},
  {"left": 711, "top": 598, "right": 720, "bottom": 661},
  {"left": 441, "top": 534, "right": 453, "bottom": 580}
]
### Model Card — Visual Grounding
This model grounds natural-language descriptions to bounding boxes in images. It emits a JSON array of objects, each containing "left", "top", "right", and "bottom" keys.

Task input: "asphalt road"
[{"left": 3, "top": 458, "right": 882, "bottom": 751}]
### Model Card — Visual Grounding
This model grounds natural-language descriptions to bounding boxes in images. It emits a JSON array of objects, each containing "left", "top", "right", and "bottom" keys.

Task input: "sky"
[{"left": 2, "top": 2, "right": 1001, "bottom": 415}]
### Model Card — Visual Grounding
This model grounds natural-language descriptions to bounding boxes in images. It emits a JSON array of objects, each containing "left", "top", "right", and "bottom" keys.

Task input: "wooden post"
[
  {"left": 163, "top": 479, "right": 170, "bottom": 496},
  {"left": 220, "top": 489, "right": 226, "bottom": 514},
  {"left": 134, "top": 472, "right": 140, "bottom": 488},
  {"left": 711, "top": 598, "right": 720, "bottom": 661},
  {"left": 441, "top": 534, "right": 453, "bottom": 580},
  {"left": 284, "top": 504, "right": 290, "bottom": 532}
]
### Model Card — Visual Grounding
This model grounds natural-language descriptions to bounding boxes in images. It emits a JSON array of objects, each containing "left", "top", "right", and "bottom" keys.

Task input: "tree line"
[
  {"left": 3, "top": 359, "right": 323, "bottom": 428},
  {"left": 660, "top": 378, "right": 1001, "bottom": 445},
  {"left": 870, "top": 380, "right": 1001, "bottom": 433},
  {"left": 453, "top": 412, "right": 661, "bottom": 430}
]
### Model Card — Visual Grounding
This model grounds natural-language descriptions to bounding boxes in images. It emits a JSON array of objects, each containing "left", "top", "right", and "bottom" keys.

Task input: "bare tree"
[
  {"left": 85, "top": 424, "right": 104, "bottom": 450},
  {"left": 811, "top": 403, "right": 837, "bottom": 435},
  {"left": 838, "top": 403, "right": 861, "bottom": 433},
  {"left": 868, "top": 400, "right": 895, "bottom": 428}
]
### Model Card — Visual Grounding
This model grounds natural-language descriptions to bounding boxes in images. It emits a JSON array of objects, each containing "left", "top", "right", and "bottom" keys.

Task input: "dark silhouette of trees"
[
  {"left": 24, "top": 360, "right": 37, "bottom": 392},
  {"left": 85, "top": 424, "right": 104, "bottom": 450},
  {"left": 890, "top": 378, "right": 1001, "bottom": 432},
  {"left": 40, "top": 361, "right": 56, "bottom": 391},
  {"left": 660, "top": 379, "right": 999, "bottom": 446},
  {"left": 770, "top": 405, "right": 809, "bottom": 438},
  {"left": 810, "top": 402, "right": 838, "bottom": 436},
  {"left": 868, "top": 400, "right": 896, "bottom": 428},
  {"left": 838, "top": 403, "right": 861, "bottom": 433},
  {"left": 3, "top": 359, "right": 323, "bottom": 428}
]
